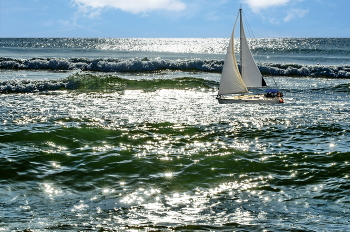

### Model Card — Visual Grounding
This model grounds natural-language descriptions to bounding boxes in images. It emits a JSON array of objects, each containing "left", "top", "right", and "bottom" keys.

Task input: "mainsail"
[
  {"left": 218, "top": 9, "right": 266, "bottom": 95},
  {"left": 240, "top": 11, "right": 266, "bottom": 88}
]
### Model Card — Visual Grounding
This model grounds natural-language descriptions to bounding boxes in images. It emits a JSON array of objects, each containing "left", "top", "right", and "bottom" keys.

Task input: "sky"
[{"left": 0, "top": 0, "right": 349, "bottom": 38}]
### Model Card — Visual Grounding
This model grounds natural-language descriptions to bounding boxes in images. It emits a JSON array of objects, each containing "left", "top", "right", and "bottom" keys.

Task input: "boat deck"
[{"left": 217, "top": 94, "right": 284, "bottom": 104}]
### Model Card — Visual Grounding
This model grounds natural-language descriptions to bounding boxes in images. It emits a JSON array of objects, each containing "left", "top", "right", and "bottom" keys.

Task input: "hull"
[{"left": 217, "top": 94, "right": 284, "bottom": 104}]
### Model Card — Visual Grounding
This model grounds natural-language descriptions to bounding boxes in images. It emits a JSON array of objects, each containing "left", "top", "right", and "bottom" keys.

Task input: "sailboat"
[{"left": 217, "top": 9, "right": 284, "bottom": 104}]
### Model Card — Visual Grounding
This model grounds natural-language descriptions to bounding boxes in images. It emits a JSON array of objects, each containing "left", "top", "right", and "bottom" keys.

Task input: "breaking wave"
[
  {"left": 2, "top": 57, "right": 350, "bottom": 78},
  {"left": 261, "top": 63, "right": 350, "bottom": 78},
  {"left": 0, "top": 74, "right": 218, "bottom": 93},
  {"left": 0, "top": 57, "right": 223, "bottom": 72}
]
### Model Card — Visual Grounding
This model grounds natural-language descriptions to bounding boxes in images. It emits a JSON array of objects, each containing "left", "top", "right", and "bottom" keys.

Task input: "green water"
[{"left": 0, "top": 75, "right": 349, "bottom": 231}]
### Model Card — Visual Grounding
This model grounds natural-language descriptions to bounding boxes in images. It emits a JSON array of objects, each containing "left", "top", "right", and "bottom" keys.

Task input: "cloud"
[
  {"left": 72, "top": 0, "right": 186, "bottom": 14},
  {"left": 243, "top": 0, "right": 291, "bottom": 12},
  {"left": 269, "top": 18, "right": 280, "bottom": 24},
  {"left": 242, "top": 0, "right": 308, "bottom": 24},
  {"left": 284, "top": 8, "right": 308, "bottom": 22}
]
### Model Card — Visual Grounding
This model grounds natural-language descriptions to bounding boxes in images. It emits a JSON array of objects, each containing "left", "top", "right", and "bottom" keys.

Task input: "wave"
[
  {"left": 331, "top": 83, "right": 350, "bottom": 92},
  {"left": 0, "top": 79, "right": 69, "bottom": 93},
  {"left": 2, "top": 121, "right": 349, "bottom": 190},
  {"left": 311, "top": 83, "right": 350, "bottom": 93},
  {"left": 0, "top": 74, "right": 218, "bottom": 93},
  {"left": 261, "top": 63, "right": 350, "bottom": 78},
  {"left": 2, "top": 57, "right": 350, "bottom": 78},
  {"left": 0, "top": 57, "right": 223, "bottom": 72}
]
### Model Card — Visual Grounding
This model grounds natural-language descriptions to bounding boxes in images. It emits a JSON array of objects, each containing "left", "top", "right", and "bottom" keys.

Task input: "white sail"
[
  {"left": 218, "top": 22, "right": 248, "bottom": 95},
  {"left": 240, "top": 10, "right": 265, "bottom": 88}
]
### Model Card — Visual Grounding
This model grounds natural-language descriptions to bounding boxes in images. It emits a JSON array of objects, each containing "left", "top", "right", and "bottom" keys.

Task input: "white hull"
[{"left": 217, "top": 94, "right": 284, "bottom": 104}]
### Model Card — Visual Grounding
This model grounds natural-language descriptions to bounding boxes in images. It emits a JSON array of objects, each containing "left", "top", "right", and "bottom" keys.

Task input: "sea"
[{"left": 0, "top": 38, "right": 349, "bottom": 232}]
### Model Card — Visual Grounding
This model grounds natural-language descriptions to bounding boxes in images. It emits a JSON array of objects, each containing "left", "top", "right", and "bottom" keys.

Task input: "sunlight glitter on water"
[
  {"left": 95, "top": 38, "right": 228, "bottom": 55},
  {"left": 40, "top": 181, "right": 64, "bottom": 199}
]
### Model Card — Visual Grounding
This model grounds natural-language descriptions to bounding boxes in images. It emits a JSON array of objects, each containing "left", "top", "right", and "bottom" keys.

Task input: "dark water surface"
[{"left": 0, "top": 38, "right": 350, "bottom": 231}]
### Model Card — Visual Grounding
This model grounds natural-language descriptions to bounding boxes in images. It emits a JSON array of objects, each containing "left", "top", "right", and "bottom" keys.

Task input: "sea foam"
[{"left": 1, "top": 57, "right": 350, "bottom": 78}]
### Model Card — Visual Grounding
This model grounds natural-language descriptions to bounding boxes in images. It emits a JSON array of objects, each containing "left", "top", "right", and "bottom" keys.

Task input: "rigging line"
[
  {"left": 0, "top": 0, "right": 1, "bottom": 37},
  {"left": 241, "top": 10, "right": 279, "bottom": 88},
  {"left": 231, "top": 9, "right": 241, "bottom": 61}
]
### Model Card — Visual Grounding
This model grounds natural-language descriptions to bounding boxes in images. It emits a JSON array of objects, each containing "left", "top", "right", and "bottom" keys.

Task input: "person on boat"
[
  {"left": 216, "top": 88, "right": 222, "bottom": 99},
  {"left": 265, "top": 91, "right": 274, "bottom": 98}
]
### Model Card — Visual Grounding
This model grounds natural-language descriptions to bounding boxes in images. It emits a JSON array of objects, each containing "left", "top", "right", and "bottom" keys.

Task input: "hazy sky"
[{"left": 0, "top": 0, "right": 349, "bottom": 38}]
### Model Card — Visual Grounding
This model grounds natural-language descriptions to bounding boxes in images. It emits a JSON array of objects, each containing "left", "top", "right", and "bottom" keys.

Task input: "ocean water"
[{"left": 0, "top": 38, "right": 350, "bottom": 231}]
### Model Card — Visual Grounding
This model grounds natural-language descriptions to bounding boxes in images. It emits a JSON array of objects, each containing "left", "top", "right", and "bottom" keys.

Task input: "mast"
[{"left": 239, "top": 8, "right": 243, "bottom": 77}]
